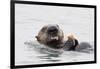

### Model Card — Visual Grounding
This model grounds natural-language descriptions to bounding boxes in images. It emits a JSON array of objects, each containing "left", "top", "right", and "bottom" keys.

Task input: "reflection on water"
[
  {"left": 22, "top": 40, "right": 94, "bottom": 65},
  {"left": 37, "top": 54, "right": 61, "bottom": 62},
  {"left": 24, "top": 40, "right": 63, "bottom": 62}
]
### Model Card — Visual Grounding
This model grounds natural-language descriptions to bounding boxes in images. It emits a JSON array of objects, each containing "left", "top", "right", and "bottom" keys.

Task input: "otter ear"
[
  {"left": 35, "top": 36, "right": 38, "bottom": 39},
  {"left": 35, "top": 36, "right": 40, "bottom": 41}
]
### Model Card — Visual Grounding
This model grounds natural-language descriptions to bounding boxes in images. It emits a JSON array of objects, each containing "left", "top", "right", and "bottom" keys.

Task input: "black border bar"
[{"left": 12, "top": 0, "right": 96, "bottom": 8}]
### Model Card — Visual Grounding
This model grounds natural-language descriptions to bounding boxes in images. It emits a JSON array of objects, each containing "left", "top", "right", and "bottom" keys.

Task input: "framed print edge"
[
  {"left": 10, "top": 0, "right": 15, "bottom": 69},
  {"left": 10, "top": 0, "right": 97, "bottom": 69}
]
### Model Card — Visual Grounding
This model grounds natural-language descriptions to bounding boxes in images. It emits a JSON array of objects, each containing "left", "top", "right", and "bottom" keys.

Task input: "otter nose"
[{"left": 48, "top": 26, "right": 58, "bottom": 33}]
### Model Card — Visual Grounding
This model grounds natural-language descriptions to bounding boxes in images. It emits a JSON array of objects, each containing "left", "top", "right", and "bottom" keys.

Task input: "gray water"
[{"left": 15, "top": 4, "right": 94, "bottom": 65}]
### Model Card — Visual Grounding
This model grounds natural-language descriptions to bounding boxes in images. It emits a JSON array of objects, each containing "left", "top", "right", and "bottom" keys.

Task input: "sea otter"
[
  {"left": 35, "top": 24, "right": 80, "bottom": 51},
  {"left": 35, "top": 24, "right": 64, "bottom": 49}
]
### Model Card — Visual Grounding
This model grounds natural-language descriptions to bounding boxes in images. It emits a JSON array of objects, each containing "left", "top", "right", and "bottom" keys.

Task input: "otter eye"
[{"left": 41, "top": 26, "right": 47, "bottom": 32}]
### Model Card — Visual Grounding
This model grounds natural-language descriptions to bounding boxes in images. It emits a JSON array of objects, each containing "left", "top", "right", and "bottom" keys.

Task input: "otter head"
[{"left": 35, "top": 24, "right": 64, "bottom": 49}]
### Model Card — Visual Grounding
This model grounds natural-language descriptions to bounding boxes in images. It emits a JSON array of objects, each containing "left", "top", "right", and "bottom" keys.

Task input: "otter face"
[
  {"left": 47, "top": 25, "right": 59, "bottom": 42},
  {"left": 36, "top": 24, "right": 64, "bottom": 49}
]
